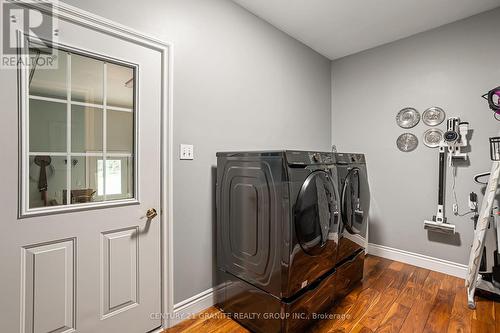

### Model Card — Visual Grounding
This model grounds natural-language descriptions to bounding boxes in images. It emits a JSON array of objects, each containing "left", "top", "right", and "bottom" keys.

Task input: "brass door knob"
[{"left": 146, "top": 208, "right": 158, "bottom": 219}]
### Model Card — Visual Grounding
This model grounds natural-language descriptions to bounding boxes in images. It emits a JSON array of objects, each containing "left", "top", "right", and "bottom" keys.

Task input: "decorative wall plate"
[
  {"left": 423, "top": 128, "right": 443, "bottom": 148},
  {"left": 422, "top": 107, "right": 446, "bottom": 126},
  {"left": 396, "top": 107, "right": 420, "bottom": 129},
  {"left": 396, "top": 133, "right": 418, "bottom": 152}
]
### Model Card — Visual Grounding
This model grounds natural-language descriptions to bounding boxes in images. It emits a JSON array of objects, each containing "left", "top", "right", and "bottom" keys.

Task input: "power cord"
[{"left": 451, "top": 166, "right": 478, "bottom": 216}]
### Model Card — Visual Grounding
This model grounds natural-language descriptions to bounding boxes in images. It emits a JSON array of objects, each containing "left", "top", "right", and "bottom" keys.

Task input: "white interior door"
[{"left": 0, "top": 3, "right": 165, "bottom": 333}]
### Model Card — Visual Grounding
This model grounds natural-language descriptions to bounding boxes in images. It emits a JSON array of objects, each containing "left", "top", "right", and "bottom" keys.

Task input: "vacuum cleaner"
[{"left": 424, "top": 117, "right": 469, "bottom": 234}]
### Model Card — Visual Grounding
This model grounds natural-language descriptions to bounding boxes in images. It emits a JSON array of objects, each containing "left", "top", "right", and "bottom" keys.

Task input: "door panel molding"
[
  {"left": 13, "top": 0, "right": 174, "bottom": 329},
  {"left": 21, "top": 238, "right": 76, "bottom": 333},
  {"left": 101, "top": 227, "right": 139, "bottom": 319}
]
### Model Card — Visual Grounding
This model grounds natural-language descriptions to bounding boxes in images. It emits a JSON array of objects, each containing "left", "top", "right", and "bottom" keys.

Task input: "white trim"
[
  {"left": 170, "top": 285, "right": 225, "bottom": 327},
  {"left": 66, "top": 52, "right": 72, "bottom": 206},
  {"left": 28, "top": 152, "right": 133, "bottom": 157},
  {"left": 367, "top": 243, "right": 467, "bottom": 278},
  {"left": 102, "top": 61, "right": 107, "bottom": 201},
  {"left": 29, "top": 94, "right": 66, "bottom": 104},
  {"left": 14, "top": 0, "right": 175, "bottom": 330}
]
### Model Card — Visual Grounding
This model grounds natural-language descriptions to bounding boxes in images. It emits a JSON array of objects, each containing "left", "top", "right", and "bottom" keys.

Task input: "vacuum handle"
[{"left": 438, "top": 149, "right": 446, "bottom": 206}]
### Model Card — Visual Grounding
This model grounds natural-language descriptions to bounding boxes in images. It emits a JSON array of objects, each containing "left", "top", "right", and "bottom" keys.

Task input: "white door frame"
[{"left": 14, "top": 0, "right": 175, "bottom": 329}]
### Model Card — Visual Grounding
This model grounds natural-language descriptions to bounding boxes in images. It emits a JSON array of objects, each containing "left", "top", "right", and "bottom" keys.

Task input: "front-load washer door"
[
  {"left": 341, "top": 167, "right": 369, "bottom": 237},
  {"left": 287, "top": 170, "right": 339, "bottom": 297},
  {"left": 337, "top": 165, "right": 370, "bottom": 265},
  {"left": 294, "top": 170, "right": 338, "bottom": 255}
]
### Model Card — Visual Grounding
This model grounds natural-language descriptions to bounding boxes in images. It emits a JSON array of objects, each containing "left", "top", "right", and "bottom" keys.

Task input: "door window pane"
[
  {"left": 107, "top": 110, "right": 133, "bottom": 153},
  {"left": 29, "top": 99, "right": 67, "bottom": 152},
  {"left": 107, "top": 62, "right": 134, "bottom": 109},
  {"left": 29, "top": 156, "right": 67, "bottom": 208},
  {"left": 29, "top": 49, "right": 67, "bottom": 100},
  {"left": 71, "top": 53, "right": 104, "bottom": 105},
  {"left": 71, "top": 105, "right": 103, "bottom": 153},
  {"left": 97, "top": 158, "right": 134, "bottom": 200},
  {"left": 70, "top": 156, "right": 101, "bottom": 204}
]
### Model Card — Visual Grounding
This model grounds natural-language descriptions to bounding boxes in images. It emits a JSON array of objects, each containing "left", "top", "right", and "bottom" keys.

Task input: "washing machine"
[
  {"left": 215, "top": 150, "right": 361, "bottom": 332},
  {"left": 334, "top": 152, "right": 370, "bottom": 285}
]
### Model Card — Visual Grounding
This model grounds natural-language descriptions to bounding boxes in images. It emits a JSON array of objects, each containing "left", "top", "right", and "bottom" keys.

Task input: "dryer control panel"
[
  {"left": 335, "top": 153, "right": 366, "bottom": 165},
  {"left": 285, "top": 151, "right": 335, "bottom": 166}
]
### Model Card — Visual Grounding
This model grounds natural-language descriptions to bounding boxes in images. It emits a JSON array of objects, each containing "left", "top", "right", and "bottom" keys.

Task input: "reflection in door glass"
[
  {"left": 107, "top": 62, "right": 134, "bottom": 109},
  {"left": 69, "top": 156, "right": 100, "bottom": 204},
  {"left": 29, "top": 99, "right": 67, "bottom": 152},
  {"left": 97, "top": 158, "right": 134, "bottom": 200},
  {"left": 71, "top": 105, "right": 103, "bottom": 153},
  {"left": 107, "top": 110, "right": 133, "bottom": 153},
  {"left": 71, "top": 53, "right": 104, "bottom": 105},
  {"left": 29, "top": 49, "right": 67, "bottom": 100},
  {"left": 28, "top": 156, "right": 67, "bottom": 208}
]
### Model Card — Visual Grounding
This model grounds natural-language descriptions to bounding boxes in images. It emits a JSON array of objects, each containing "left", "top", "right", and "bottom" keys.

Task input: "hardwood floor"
[{"left": 164, "top": 255, "right": 499, "bottom": 333}]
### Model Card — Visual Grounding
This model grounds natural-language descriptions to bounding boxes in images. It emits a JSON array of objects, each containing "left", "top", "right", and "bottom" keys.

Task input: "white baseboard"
[
  {"left": 169, "top": 284, "right": 225, "bottom": 327},
  {"left": 367, "top": 243, "right": 468, "bottom": 278}
]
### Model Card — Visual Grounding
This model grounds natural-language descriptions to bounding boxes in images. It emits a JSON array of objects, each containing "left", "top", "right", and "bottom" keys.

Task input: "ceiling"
[{"left": 232, "top": 0, "right": 500, "bottom": 60}]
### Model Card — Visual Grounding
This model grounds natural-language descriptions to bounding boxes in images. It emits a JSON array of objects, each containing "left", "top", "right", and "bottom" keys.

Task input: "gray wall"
[
  {"left": 331, "top": 8, "right": 500, "bottom": 265},
  {"left": 62, "top": 0, "right": 332, "bottom": 303}
]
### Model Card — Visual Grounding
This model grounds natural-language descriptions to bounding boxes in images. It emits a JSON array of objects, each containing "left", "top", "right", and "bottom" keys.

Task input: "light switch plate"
[{"left": 180, "top": 144, "right": 194, "bottom": 160}]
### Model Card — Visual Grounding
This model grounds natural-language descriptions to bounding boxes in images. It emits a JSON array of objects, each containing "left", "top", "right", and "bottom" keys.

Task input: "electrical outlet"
[
  {"left": 453, "top": 204, "right": 458, "bottom": 214},
  {"left": 180, "top": 144, "right": 194, "bottom": 160}
]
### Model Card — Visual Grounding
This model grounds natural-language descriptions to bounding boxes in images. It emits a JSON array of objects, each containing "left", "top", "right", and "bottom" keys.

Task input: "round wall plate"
[
  {"left": 422, "top": 107, "right": 446, "bottom": 126},
  {"left": 423, "top": 128, "right": 443, "bottom": 148},
  {"left": 396, "top": 133, "right": 418, "bottom": 152},
  {"left": 396, "top": 107, "right": 420, "bottom": 129}
]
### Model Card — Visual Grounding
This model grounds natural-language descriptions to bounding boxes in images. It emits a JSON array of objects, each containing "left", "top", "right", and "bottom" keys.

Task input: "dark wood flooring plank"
[
  {"left": 417, "top": 270, "right": 442, "bottom": 303},
  {"left": 335, "top": 288, "right": 381, "bottom": 332},
  {"left": 351, "top": 323, "right": 375, "bottom": 333},
  {"left": 395, "top": 267, "right": 429, "bottom": 308},
  {"left": 388, "top": 264, "right": 416, "bottom": 291},
  {"left": 447, "top": 277, "right": 472, "bottom": 333},
  {"left": 375, "top": 302, "right": 410, "bottom": 333},
  {"left": 399, "top": 300, "right": 434, "bottom": 333},
  {"left": 471, "top": 318, "right": 495, "bottom": 333},
  {"left": 164, "top": 307, "right": 220, "bottom": 333},
  {"left": 364, "top": 256, "right": 381, "bottom": 275},
  {"left": 308, "top": 298, "right": 355, "bottom": 333},
  {"left": 371, "top": 268, "right": 398, "bottom": 293},
  {"left": 361, "top": 258, "right": 392, "bottom": 290},
  {"left": 411, "top": 267, "right": 432, "bottom": 286},
  {"left": 387, "top": 261, "right": 405, "bottom": 271},
  {"left": 495, "top": 302, "right": 500, "bottom": 333},
  {"left": 473, "top": 297, "right": 495, "bottom": 327},
  {"left": 358, "top": 287, "right": 400, "bottom": 331},
  {"left": 423, "top": 289, "right": 454, "bottom": 333},
  {"left": 182, "top": 307, "right": 231, "bottom": 333},
  {"left": 215, "top": 320, "right": 250, "bottom": 333}
]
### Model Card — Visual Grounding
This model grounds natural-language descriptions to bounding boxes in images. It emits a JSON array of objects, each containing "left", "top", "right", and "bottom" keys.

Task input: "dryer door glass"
[
  {"left": 294, "top": 170, "right": 338, "bottom": 255},
  {"left": 341, "top": 167, "right": 362, "bottom": 234}
]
